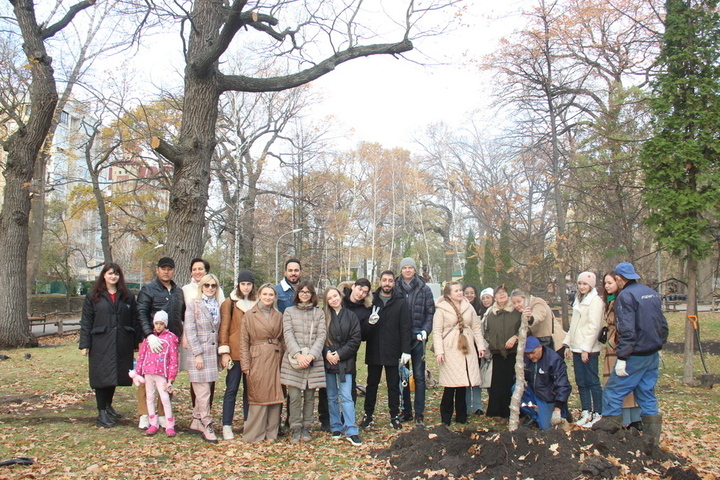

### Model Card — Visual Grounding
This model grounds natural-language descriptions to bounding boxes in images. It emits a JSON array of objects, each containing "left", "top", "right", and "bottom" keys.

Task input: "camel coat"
[
  {"left": 280, "top": 305, "right": 327, "bottom": 390},
  {"left": 432, "top": 298, "right": 486, "bottom": 388},
  {"left": 526, "top": 296, "right": 566, "bottom": 352},
  {"left": 239, "top": 303, "right": 285, "bottom": 405},
  {"left": 218, "top": 292, "right": 256, "bottom": 361}
]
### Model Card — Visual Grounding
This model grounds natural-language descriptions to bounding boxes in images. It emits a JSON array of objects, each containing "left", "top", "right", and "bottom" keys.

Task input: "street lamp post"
[
  {"left": 275, "top": 228, "right": 301, "bottom": 284},
  {"left": 139, "top": 244, "right": 164, "bottom": 286}
]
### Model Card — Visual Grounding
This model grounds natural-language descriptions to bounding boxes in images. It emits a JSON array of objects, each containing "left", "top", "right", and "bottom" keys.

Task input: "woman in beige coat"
[
  {"left": 433, "top": 281, "right": 485, "bottom": 426},
  {"left": 510, "top": 290, "right": 566, "bottom": 357},
  {"left": 280, "top": 280, "right": 327, "bottom": 443},
  {"left": 239, "top": 284, "right": 285, "bottom": 442}
]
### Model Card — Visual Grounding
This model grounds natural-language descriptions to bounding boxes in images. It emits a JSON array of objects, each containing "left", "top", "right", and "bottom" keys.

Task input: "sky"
[{"left": 305, "top": 2, "right": 527, "bottom": 152}]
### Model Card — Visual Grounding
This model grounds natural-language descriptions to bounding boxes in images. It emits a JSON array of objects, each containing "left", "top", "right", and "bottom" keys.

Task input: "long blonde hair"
[
  {"left": 443, "top": 281, "right": 469, "bottom": 355},
  {"left": 323, "top": 286, "right": 343, "bottom": 346}
]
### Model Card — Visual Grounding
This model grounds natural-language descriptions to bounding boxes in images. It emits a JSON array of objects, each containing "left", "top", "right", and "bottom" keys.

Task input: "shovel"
[{"left": 687, "top": 315, "right": 715, "bottom": 388}]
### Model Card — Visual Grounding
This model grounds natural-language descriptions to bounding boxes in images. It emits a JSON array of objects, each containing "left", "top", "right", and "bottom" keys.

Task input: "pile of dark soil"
[{"left": 375, "top": 425, "right": 700, "bottom": 480}]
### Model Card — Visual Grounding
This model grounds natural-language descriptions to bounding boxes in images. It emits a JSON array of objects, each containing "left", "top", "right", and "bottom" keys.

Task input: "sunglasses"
[{"left": 203, "top": 284, "right": 218, "bottom": 289}]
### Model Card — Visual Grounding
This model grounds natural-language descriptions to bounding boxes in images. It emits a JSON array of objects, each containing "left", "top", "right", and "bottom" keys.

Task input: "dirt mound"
[{"left": 375, "top": 425, "right": 700, "bottom": 480}]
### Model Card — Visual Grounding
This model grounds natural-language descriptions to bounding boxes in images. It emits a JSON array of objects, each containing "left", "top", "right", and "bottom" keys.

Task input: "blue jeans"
[
  {"left": 326, "top": 373, "right": 358, "bottom": 436},
  {"left": 518, "top": 385, "right": 567, "bottom": 430},
  {"left": 401, "top": 340, "right": 426, "bottom": 418},
  {"left": 573, "top": 352, "right": 602, "bottom": 413},
  {"left": 466, "top": 386, "right": 483, "bottom": 414},
  {"left": 222, "top": 361, "right": 245, "bottom": 426},
  {"left": 603, "top": 353, "right": 660, "bottom": 417}
]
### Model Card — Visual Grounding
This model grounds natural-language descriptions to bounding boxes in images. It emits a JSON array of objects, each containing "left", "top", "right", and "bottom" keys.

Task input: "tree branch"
[
  {"left": 151, "top": 136, "right": 183, "bottom": 167},
  {"left": 41, "top": 0, "right": 96, "bottom": 39},
  {"left": 218, "top": 39, "right": 413, "bottom": 93}
]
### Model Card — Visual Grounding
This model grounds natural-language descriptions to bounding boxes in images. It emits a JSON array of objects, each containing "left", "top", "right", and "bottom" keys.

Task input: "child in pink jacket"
[{"left": 135, "top": 310, "right": 179, "bottom": 436}]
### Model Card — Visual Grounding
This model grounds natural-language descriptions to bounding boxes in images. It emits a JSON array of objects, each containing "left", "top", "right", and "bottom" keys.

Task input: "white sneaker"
[
  {"left": 158, "top": 416, "right": 167, "bottom": 428},
  {"left": 223, "top": 425, "right": 234, "bottom": 440},
  {"left": 138, "top": 414, "right": 150, "bottom": 429},
  {"left": 585, "top": 413, "right": 602, "bottom": 428},
  {"left": 575, "top": 410, "right": 592, "bottom": 427}
]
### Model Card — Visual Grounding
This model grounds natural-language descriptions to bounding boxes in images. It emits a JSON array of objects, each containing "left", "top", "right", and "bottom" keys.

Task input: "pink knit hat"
[{"left": 577, "top": 271, "right": 596, "bottom": 288}]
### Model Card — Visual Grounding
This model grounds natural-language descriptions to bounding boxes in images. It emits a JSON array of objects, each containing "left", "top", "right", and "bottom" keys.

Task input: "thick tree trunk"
[
  {"left": 682, "top": 256, "right": 697, "bottom": 384},
  {"left": 0, "top": 0, "right": 61, "bottom": 348},
  {"left": 26, "top": 157, "right": 46, "bottom": 309},
  {"left": 162, "top": 0, "right": 222, "bottom": 284}
]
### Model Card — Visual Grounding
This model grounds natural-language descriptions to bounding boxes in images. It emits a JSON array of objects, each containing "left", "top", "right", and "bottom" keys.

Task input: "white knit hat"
[{"left": 480, "top": 287, "right": 494, "bottom": 298}]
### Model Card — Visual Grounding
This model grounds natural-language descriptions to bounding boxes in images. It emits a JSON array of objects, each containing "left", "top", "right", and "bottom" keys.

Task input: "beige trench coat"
[
  {"left": 239, "top": 304, "right": 285, "bottom": 405},
  {"left": 432, "top": 298, "right": 486, "bottom": 388}
]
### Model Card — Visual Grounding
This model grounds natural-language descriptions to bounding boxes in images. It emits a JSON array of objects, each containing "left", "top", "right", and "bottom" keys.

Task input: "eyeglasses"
[
  {"left": 298, "top": 290, "right": 312, "bottom": 295},
  {"left": 203, "top": 284, "right": 218, "bottom": 289}
]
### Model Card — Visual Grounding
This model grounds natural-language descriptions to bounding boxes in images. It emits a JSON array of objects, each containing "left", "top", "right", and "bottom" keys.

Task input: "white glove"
[
  {"left": 416, "top": 331, "right": 427, "bottom": 342},
  {"left": 615, "top": 359, "right": 628, "bottom": 377},
  {"left": 147, "top": 334, "right": 163, "bottom": 353},
  {"left": 400, "top": 353, "right": 411, "bottom": 365},
  {"left": 551, "top": 410, "right": 562, "bottom": 426}
]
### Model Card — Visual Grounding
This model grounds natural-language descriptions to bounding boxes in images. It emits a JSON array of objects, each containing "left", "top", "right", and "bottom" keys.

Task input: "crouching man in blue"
[{"left": 519, "top": 336, "right": 570, "bottom": 430}]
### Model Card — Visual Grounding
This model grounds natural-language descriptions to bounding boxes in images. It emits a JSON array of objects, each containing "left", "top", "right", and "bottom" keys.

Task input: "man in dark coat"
[
  {"left": 360, "top": 271, "right": 412, "bottom": 430},
  {"left": 395, "top": 257, "right": 435, "bottom": 427},
  {"left": 520, "top": 336, "right": 570, "bottom": 430},
  {"left": 594, "top": 262, "right": 668, "bottom": 446},
  {"left": 136, "top": 256, "right": 185, "bottom": 428}
]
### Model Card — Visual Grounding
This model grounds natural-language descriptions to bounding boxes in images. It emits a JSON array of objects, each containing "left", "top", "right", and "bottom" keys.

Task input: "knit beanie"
[
  {"left": 237, "top": 269, "right": 255, "bottom": 284},
  {"left": 399, "top": 257, "right": 417, "bottom": 270},
  {"left": 480, "top": 287, "right": 494, "bottom": 298},
  {"left": 153, "top": 310, "right": 169, "bottom": 326},
  {"left": 577, "top": 271, "right": 596, "bottom": 288}
]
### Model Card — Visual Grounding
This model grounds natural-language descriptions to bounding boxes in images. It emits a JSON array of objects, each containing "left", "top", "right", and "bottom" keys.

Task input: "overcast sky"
[{"left": 306, "top": 1, "right": 527, "bottom": 152}]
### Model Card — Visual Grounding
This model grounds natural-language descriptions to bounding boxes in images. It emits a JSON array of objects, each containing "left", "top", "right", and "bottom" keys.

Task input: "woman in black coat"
[
  {"left": 79, "top": 263, "right": 140, "bottom": 428},
  {"left": 322, "top": 287, "right": 362, "bottom": 445}
]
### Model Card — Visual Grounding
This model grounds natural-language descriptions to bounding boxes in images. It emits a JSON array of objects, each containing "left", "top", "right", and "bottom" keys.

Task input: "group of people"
[{"left": 78, "top": 254, "right": 668, "bottom": 446}]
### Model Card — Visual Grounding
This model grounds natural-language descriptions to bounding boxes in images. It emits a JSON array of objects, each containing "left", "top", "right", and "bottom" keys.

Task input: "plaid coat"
[{"left": 185, "top": 298, "right": 221, "bottom": 383}]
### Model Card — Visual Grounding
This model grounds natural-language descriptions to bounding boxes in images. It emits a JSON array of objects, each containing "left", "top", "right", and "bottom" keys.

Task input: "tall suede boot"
[
  {"left": 642, "top": 414, "right": 662, "bottom": 447},
  {"left": 591, "top": 414, "right": 622, "bottom": 434}
]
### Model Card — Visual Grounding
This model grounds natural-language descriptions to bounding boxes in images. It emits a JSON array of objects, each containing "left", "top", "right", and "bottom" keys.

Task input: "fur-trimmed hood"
[
  {"left": 489, "top": 301, "right": 516, "bottom": 315},
  {"left": 339, "top": 281, "right": 373, "bottom": 308}
]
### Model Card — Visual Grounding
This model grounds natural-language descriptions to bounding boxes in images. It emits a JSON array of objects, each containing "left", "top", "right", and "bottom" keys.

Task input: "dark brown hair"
[
  {"left": 91, "top": 263, "right": 130, "bottom": 302},
  {"left": 293, "top": 280, "right": 318, "bottom": 306}
]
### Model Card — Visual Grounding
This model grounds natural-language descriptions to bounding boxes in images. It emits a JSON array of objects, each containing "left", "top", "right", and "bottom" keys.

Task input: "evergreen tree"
[
  {"left": 463, "top": 229, "right": 481, "bottom": 288},
  {"left": 482, "top": 233, "right": 498, "bottom": 288},
  {"left": 640, "top": 0, "right": 720, "bottom": 383}
]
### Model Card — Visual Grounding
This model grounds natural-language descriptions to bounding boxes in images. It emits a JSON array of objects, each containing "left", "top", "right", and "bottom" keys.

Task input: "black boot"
[
  {"left": 105, "top": 405, "right": 122, "bottom": 420},
  {"left": 96, "top": 409, "right": 116, "bottom": 428}
]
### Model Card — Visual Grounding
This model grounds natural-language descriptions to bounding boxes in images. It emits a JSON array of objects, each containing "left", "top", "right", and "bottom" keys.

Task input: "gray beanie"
[
  {"left": 399, "top": 257, "right": 417, "bottom": 270},
  {"left": 237, "top": 269, "right": 255, "bottom": 284}
]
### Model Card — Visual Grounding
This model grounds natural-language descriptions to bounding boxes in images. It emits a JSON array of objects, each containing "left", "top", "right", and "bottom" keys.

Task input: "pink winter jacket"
[{"left": 136, "top": 329, "right": 180, "bottom": 382}]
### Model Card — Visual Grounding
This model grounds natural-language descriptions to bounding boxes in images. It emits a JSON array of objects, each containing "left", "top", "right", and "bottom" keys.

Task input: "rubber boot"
[
  {"left": 641, "top": 414, "right": 662, "bottom": 447},
  {"left": 591, "top": 414, "right": 622, "bottom": 434},
  {"left": 96, "top": 409, "right": 116, "bottom": 428}
]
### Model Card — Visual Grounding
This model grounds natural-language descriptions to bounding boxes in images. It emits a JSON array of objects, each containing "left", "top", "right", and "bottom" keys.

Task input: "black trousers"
[
  {"left": 440, "top": 387, "right": 467, "bottom": 425},
  {"left": 95, "top": 386, "right": 116, "bottom": 410},
  {"left": 364, "top": 365, "right": 400, "bottom": 418}
]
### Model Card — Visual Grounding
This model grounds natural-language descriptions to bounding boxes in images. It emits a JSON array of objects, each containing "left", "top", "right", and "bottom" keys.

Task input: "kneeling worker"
[{"left": 521, "top": 336, "right": 570, "bottom": 430}]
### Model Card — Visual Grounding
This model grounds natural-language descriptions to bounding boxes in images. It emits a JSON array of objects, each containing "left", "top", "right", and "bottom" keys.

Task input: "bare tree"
[
  {"left": 0, "top": 0, "right": 95, "bottom": 347},
  {"left": 149, "top": 0, "right": 459, "bottom": 284}
]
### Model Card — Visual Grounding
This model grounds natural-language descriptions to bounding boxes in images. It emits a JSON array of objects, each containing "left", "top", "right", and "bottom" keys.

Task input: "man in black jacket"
[
  {"left": 521, "top": 336, "right": 570, "bottom": 430},
  {"left": 360, "top": 271, "right": 412, "bottom": 430},
  {"left": 136, "top": 256, "right": 185, "bottom": 428}
]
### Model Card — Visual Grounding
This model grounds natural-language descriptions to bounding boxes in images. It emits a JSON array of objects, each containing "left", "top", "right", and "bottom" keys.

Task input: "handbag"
[
  {"left": 288, "top": 315, "right": 315, "bottom": 370},
  {"left": 597, "top": 326, "right": 609, "bottom": 344}
]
